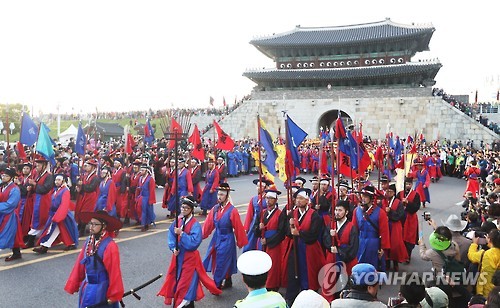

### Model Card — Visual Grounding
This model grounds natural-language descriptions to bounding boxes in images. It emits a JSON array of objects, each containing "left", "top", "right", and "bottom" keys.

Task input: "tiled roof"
[
  {"left": 95, "top": 122, "right": 124, "bottom": 136},
  {"left": 250, "top": 19, "right": 434, "bottom": 47},
  {"left": 243, "top": 62, "right": 441, "bottom": 81}
]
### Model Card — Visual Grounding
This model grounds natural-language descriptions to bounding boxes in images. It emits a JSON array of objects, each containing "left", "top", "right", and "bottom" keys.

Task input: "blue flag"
[
  {"left": 259, "top": 118, "right": 277, "bottom": 175},
  {"left": 36, "top": 123, "right": 55, "bottom": 165},
  {"left": 144, "top": 119, "right": 155, "bottom": 145},
  {"left": 286, "top": 115, "right": 308, "bottom": 167},
  {"left": 75, "top": 122, "right": 86, "bottom": 155},
  {"left": 41, "top": 123, "right": 57, "bottom": 147},
  {"left": 19, "top": 113, "right": 39, "bottom": 146}
]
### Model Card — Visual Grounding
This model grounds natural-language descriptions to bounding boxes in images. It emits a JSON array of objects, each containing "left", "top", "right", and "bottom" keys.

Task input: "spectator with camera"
[
  {"left": 330, "top": 263, "right": 387, "bottom": 307},
  {"left": 467, "top": 229, "right": 500, "bottom": 297},
  {"left": 388, "top": 275, "right": 426, "bottom": 307}
]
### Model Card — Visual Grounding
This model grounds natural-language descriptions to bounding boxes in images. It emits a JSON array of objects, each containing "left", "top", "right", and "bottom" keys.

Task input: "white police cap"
[{"left": 237, "top": 250, "right": 272, "bottom": 276}]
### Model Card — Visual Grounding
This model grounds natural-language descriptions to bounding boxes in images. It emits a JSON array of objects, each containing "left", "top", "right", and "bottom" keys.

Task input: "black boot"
[
  {"left": 185, "top": 301, "right": 194, "bottom": 308},
  {"left": 25, "top": 235, "right": 36, "bottom": 248},
  {"left": 5, "top": 248, "right": 22, "bottom": 261},
  {"left": 123, "top": 217, "right": 130, "bottom": 225},
  {"left": 222, "top": 277, "right": 232, "bottom": 289}
]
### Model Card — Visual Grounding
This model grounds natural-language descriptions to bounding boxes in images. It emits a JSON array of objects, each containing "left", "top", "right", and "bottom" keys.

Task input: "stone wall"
[{"left": 201, "top": 88, "right": 499, "bottom": 145}]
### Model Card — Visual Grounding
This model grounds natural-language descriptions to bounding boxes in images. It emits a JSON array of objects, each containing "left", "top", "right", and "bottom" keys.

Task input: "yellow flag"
[
  {"left": 251, "top": 150, "right": 275, "bottom": 183},
  {"left": 275, "top": 144, "right": 287, "bottom": 182}
]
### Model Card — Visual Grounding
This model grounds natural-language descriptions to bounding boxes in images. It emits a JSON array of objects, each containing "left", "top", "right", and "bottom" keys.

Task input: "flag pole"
[{"left": 257, "top": 114, "right": 265, "bottom": 251}]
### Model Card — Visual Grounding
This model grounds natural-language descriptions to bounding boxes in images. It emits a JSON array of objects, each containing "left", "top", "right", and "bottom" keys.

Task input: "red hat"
[
  {"left": 413, "top": 158, "right": 424, "bottom": 165},
  {"left": 494, "top": 178, "right": 500, "bottom": 185},
  {"left": 85, "top": 158, "right": 99, "bottom": 166},
  {"left": 79, "top": 210, "right": 122, "bottom": 232},
  {"left": 34, "top": 154, "right": 48, "bottom": 163}
]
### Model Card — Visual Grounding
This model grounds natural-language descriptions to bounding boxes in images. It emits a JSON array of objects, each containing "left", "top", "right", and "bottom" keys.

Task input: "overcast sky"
[{"left": 0, "top": 1, "right": 498, "bottom": 115}]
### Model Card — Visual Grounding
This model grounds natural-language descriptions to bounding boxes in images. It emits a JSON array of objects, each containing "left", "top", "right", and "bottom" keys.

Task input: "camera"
[
  {"left": 422, "top": 212, "right": 431, "bottom": 221},
  {"left": 475, "top": 231, "right": 487, "bottom": 238}
]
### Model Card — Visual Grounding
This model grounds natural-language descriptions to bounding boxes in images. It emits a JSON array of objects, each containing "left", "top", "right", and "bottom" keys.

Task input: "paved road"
[{"left": 0, "top": 173, "right": 467, "bottom": 307}]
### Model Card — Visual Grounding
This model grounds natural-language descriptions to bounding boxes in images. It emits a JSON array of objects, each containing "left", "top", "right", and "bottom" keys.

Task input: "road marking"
[{"left": 0, "top": 201, "right": 253, "bottom": 271}]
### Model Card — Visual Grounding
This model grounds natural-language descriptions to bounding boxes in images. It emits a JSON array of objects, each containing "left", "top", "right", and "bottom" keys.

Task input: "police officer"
[{"left": 234, "top": 250, "right": 286, "bottom": 308}]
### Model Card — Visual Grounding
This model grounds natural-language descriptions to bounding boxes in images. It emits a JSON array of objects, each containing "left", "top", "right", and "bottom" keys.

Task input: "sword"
[{"left": 86, "top": 274, "right": 163, "bottom": 308}]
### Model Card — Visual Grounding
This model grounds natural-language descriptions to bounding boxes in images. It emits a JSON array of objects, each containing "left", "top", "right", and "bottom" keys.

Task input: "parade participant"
[
  {"left": 136, "top": 164, "right": 156, "bottom": 232},
  {"left": 216, "top": 156, "right": 228, "bottom": 184},
  {"left": 242, "top": 178, "right": 269, "bottom": 252},
  {"left": 234, "top": 250, "right": 287, "bottom": 308},
  {"left": 400, "top": 176, "right": 421, "bottom": 263},
  {"left": 322, "top": 200, "right": 359, "bottom": 301},
  {"left": 383, "top": 184, "right": 408, "bottom": 271},
  {"left": 199, "top": 158, "right": 219, "bottom": 216},
  {"left": 112, "top": 158, "right": 127, "bottom": 221},
  {"left": 1, "top": 167, "right": 23, "bottom": 261},
  {"left": 158, "top": 196, "right": 222, "bottom": 307},
  {"left": 69, "top": 156, "right": 79, "bottom": 200},
  {"left": 352, "top": 185, "right": 390, "bottom": 271},
  {"left": 64, "top": 210, "right": 124, "bottom": 308},
  {"left": 283, "top": 187, "right": 325, "bottom": 305},
  {"left": 412, "top": 158, "right": 431, "bottom": 208},
  {"left": 330, "top": 263, "right": 387, "bottom": 308},
  {"left": 256, "top": 188, "right": 285, "bottom": 291},
  {"left": 202, "top": 183, "right": 248, "bottom": 290},
  {"left": 162, "top": 158, "right": 176, "bottom": 215},
  {"left": 126, "top": 159, "right": 142, "bottom": 224},
  {"left": 190, "top": 158, "right": 202, "bottom": 203},
  {"left": 75, "top": 159, "right": 100, "bottom": 236},
  {"left": 227, "top": 148, "right": 238, "bottom": 177},
  {"left": 167, "top": 158, "right": 193, "bottom": 218},
  {"left": 25, "top": 155, "right": 54, "bottom": 248},
  {"left": 464, "top": 160, "right": 481, "bottom": 199},
  {"left": 312, "top": 175, "right": 334, "bottom": 220},
  {"left": 95, "top": 166, "right": 117, "bottom": 216},
  {"left": 426, "top": 151, "right": 441, "bottom": 182},
  {"left": 33, "top": 174, "right": 79, "bottom": 254},
  {"left": 294, "top": 177, "right": 306, "bottom": 188},
  {"left": 15, "top": 161, "right": 35, "bottom": 239},
  {"left": 309, "top": 176, "right": 319, "bottom": 203}
]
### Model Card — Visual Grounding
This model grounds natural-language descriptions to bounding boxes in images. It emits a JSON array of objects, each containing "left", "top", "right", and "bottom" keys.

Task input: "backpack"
[{"left": 434, "top": 249, "right": 466, "bottom": 283}]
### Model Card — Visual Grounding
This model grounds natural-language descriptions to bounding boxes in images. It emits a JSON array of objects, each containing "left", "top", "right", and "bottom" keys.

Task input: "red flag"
[
  {"left": 223, "top": 97, "right": 227, "bottom": 107},
  {"left": 213, "top": 120, "right": 234, "bottom": 151},
  {"left": 17, "top": 141, "right": 27, "bottom": 160},
  {"left": 334, "top": 117, "right": 347, "bottom": 139},
  {"left": 374, "top": 145, "right": 384, "bottom": 169},
  {"left": 188, "top": 124, "right": 205, "bottom": 161},
  {"left": 125, "top": 133, "right": 135, "bottom": 154},
  {"left": 320, "top": 146, "right": 328, "bottom": 174},
  {"left": 168, "top": 118, "right": 183, "bottom": 149},
  {"left": 409, "top": 142, "right": 417, "bottom": 154}
]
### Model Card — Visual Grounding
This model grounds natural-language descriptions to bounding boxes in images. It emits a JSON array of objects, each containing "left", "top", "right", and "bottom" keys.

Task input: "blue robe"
[
  {"left": 241, "top": 151, "right": 249, "bottom": 173},
  {"left": 203, "top": 204, "right": 237, "bottom": 286},
  {"left": 95, "top": 179, "right": 117, "bottom": 217},
  {"left": 199, "top": 169, "right": 218, "bottom": 211},
  {"left": 0, "top": 182, "right": 21, "bottom": 249},
  {"left": 227, "top": 152, "right": 238, "bottom": 176},
  {"left": 242, "top": 196, "right": 267, "bottom": 252},
  {"left": 355, "top": 205, "right": 386, "bottom": 271},
  {"left": 39, "top": 186, "right": 79, "bottom": 247},
  {"left": 235, "top": 150, "right": 243, "bottom": 173},
  {"left": 139, "top": 175, "right": 156, "bottom": 226}
]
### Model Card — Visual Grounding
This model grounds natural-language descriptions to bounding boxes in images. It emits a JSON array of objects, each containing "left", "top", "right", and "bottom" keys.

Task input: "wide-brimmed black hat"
[
  {"left": 181, "top": 195, "right": 198, "bottom": 208},
  {"left": 216, "top": 182, "right": 234, "bottom": 191},
  {"left": 252, "top": 178, "right": 272, "bottom": 186},
  {"left": 79, "top": 210, "right": 123, "bottom": 232},
  {"left": 293, "top": 187, "right": 312, "bottom": 199},
  {"left": 359, "top": 185, "right": 376, "bottom": 197},
  {"left": 3, "top": 167, "right": 18, "bottom": 178},
  {"left": 294, "top": 177, "right": 306, "bottom": 186}
]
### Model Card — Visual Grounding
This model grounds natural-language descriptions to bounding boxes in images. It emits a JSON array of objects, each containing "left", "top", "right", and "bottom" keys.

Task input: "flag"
[
  {"left": 40, "top": 123, "right": 57, "bottom": 147},
  {"left": 36, "top": 122, "right": 55, "bottom": 165},
  {"left": 258, "top": 118, "right": 277, "bottom": 175},
  {"left": 335, "top": 117, "right": 347, "bottom": 139},
  {"left": 168, "top": 118, "right": 183, "bottom": 149},
  {"left": 275, "top": 144, "right": 287, "bottom": 182},
  {"left": 213, "top": 120, "right": 234, "bottom": 151},
  {"left": 251, "top": 150, "right": 275, "bottom": 183},
  {"left": 285, "top": 115, "right": 307, "bottom": 167},
  {"left": 75, "top": 122, "right": 86, "bottom": 155},
  {"left": 209, "top": 96, "right": 215, "bottom": 106},
  {"left": 19, "top": 112, "right": 39, "bottom": 146},
  {"left": 394, "top": 137, "right": 402, "bottom": 161},
  {"left": 223, "top": 97, "right": 227, "bottom": 107},
  {"left": 319, "top": 139, "right": 328, "bottom": 174},
  {"left": 475, "top": 90, "right": 478, "bottom": 103},
  {"left": 497, "top": 90, "right": 499, "bottom": 101},
  {"left": 188, "top": 124, "right": 205, "bottom": 161},
  {"left": 125, "top": 133, "right": 136, "bottom": 154},
  {"left": 17, "top": 141, "right": 27, "bottom": 160},
  {"left": 144, "top": 119, "right": 155, "bottom": 145},
  {"left": 374, "top": 145, "right": 384, "bottom": 169}
]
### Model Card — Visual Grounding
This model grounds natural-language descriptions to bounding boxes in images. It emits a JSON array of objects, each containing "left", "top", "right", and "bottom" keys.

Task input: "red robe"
[
  {"left": 400, "top": 190, "right": 420, "bottom": 245},
  {"left": 127, "top": 172, "right": 140, "bottom": 220},
  {"left": 157, "top": 217, "right": 221, "bottom": 305},
  {"left": 31, "top": 171, "right": 54, "bottom": 230},
  {"left": 16, "top": 173, "right": 35, "bottom": 238},
  {"left": 64, "top": 233, "right": 124, "bottom": 304},
  {"left": 260, "top": 206, "right": 283, "bottom": 289},
  {"left": 464, "top": 166, "right": 481, "bottom": 198},
  {"left": 112, "top": 168, "right": 127, "bottom": 217},
  {"left": 162, "top": 167, "right": 175, "bottom": 208},
  {"left": 75, "top": 171, "right": 98, "bottom": 223},
  {"left": 384, "top": 197, "right": 409, "bottom": 263}
]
